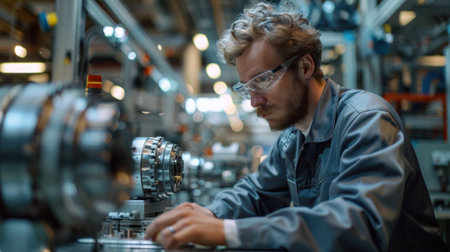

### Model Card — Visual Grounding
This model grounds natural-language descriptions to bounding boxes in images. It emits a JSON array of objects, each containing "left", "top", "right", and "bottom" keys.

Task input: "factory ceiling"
[{"left": 0, "top": 0, "right": 448, "bottom": 91}]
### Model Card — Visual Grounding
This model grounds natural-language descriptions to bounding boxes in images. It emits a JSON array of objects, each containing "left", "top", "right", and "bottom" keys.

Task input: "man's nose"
[{"left": 250, "top": 91, "right": 266, "bottom": 107}]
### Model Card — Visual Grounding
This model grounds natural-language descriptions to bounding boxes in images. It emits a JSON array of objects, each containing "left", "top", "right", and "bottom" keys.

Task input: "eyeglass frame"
[{"left": 232, "top": 55, "right": 298, "bottom": 99}]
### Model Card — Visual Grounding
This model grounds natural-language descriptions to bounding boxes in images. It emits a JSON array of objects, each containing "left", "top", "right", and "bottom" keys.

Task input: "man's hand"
[{"left": 144, "top": 202, "right": 226, "bottom": 250}]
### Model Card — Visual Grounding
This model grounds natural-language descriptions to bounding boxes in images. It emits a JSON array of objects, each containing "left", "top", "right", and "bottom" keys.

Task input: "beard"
[{"left": 256, "top": 75, "right": 309, "bottom": 131}]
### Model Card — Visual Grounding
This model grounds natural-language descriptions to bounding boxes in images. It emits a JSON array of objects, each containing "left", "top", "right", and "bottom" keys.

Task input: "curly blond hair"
[{"left": 217, "top": 1, "right": 323, "bottom": 80}]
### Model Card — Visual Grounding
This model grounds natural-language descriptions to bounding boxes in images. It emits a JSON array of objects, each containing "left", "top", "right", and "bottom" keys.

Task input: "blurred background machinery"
[{"left": 0, "top": 83, "right": 134, "bottom": 251}]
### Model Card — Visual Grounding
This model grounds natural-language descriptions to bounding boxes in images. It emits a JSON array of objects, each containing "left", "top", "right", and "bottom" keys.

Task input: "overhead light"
[
  {"left": 193, "top": 33, "right": 209, "bottom": 51},
  {"left": 196, "top": 98, "right": 210, "bottom": 112},
  {"left": 399, "top": 11, "right": 416, "bottom": 26},
  {"left": 224, "top": 103, "right": 237, "bottom": 115},
  {"left": 189, "top": 157, "right": 201, "bottom": 167},
  {"left": 210, "top": 98, "right": 225, "bottom": 113},
  {"left": 0, "top": 62, "right": 46, "bottom": 73},
  {"left": 213, "top": 81, "right": 228, "bottom": 95},
  {"left": 385, "top": 33, "right": 394, "bottom": 43},
  {"left": 111, "top": 85, "right": 125, "bottom": 100},
  {"left": 204, "top": 161, "right": 214, "bottom": 171},
  {"left": 127, "top": 51, "right": 136, "bottom": 60},
  {"left": 206, "top": 63, "right": 221, "bottom": 79},
  {"left": 415, "top": 55, "right": 446, "bottom": 67},
  {"left": 158, "top": 78, "right": 171, "bottom": 92},
  {"left": 103, "top": 26, "right": 128, "bottom": 43},
  {"left": 14, "top": 45, "right": 27, "bottom": 58},
  {"left": 334, "top": 44, "right": 346, "bottom": 55},
  {"left": 114, "top": 26, "right": 126, "bottom": 38},
  {"left": 185, "top": 98, "right": 196, "bottom": 114},
  {"left": 322, "top": 1, "right": 335, "bottom": 14},
  {"left": 103, "top": 26, "right": 114, "bottom": 37},
  {"left": 229, "top": 116, "right": 243, "bottom": 132},
  {"left": 326, "top": 49, "right": 337, "bottom": 60}
]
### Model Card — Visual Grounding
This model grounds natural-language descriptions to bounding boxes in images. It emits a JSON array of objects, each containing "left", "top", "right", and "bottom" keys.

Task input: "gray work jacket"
[{"left": 206, "top": 79, "right": 447, "bottom": 251}]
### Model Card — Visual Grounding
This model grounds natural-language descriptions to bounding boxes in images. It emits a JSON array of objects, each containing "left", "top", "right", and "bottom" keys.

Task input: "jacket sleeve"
[
  {"left": 216, "top": 109, "right": 410, "bottom": 251},
  {"left": 206, "top": 131, "right": 292, "bottom": 218}
]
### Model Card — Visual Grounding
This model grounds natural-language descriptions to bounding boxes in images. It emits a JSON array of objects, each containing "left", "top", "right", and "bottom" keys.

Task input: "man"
[{"left": 145, "top": 2, "right": 447, "bottom": 251}]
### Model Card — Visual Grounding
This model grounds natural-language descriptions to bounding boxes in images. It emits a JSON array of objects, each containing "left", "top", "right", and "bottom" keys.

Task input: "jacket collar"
[{"left": 302, "top": 78, "right": 341, "bottom": 143}]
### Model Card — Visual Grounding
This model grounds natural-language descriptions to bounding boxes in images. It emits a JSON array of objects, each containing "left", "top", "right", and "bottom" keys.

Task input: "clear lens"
[
  {"left": 233, "top": 56, "right": 297, "bottom": 99},
  {"left": 249, "top": 72, "right": 274, "bottom": 91},
  {"left": 232, "top": 83, "right": 250, "bottom": 99},
  {"left": 232, "top": 70, "right": 279, "bottom": 99}
]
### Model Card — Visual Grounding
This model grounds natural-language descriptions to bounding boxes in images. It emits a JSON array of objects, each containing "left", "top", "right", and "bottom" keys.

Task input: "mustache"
[{"left": 256, "top": 106, "right": 274, "bottom": 117}]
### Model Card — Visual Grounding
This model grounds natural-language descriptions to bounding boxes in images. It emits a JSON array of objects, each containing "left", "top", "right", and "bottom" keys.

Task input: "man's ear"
[{"left": 300, "top": 54, "right": 315, "bottom": 79}]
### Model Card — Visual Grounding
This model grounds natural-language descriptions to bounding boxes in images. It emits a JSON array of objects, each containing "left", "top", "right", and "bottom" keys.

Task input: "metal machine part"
[
  {"left": 0, "top": 83, "right": 134, "bottom": 251},
  {"left": 97, "top": 137, "right": 184, "bottom": 240},
  {"left": 131, "top": 137, "right": 184, "bottom": 201}
]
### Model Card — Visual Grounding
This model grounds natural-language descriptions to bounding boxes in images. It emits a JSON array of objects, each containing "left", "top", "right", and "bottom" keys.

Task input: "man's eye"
[
  {"left": 253, "top": 74, "right": 273, "bottom": 89},
  {"left": 256, "top": 74, "right": 271, "bottom": 82}
]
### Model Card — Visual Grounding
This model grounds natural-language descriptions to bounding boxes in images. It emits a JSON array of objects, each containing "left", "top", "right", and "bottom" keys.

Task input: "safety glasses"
[{"left": 232, "top": 56, "right": 298, "bottom": 99}]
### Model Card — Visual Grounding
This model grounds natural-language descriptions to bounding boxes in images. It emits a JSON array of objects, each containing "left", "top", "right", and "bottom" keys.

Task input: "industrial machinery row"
[{"left": 0, "top": 83, "right": 184, "bottom": 251}]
